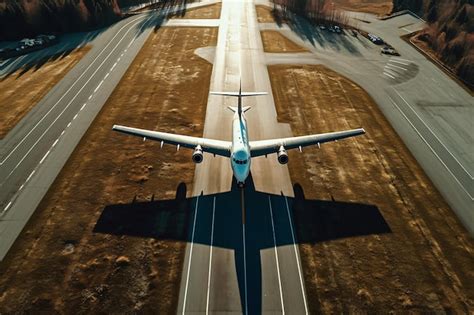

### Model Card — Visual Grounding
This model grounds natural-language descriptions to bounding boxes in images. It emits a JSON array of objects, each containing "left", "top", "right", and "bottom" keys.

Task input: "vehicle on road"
[
  {"left": 368, "top": 33, "right": 384, "bottom": 45},
  {"left": 381, "top": 45, "right": 400, "bottom": 56},
  {"left": 113, "top": 85, "right": 365, "bottom": 187}
]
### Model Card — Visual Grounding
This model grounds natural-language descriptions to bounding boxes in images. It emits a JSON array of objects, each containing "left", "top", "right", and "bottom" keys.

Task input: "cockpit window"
[{"left": 233, "top": 158, "right": 248, "bottom": 165}]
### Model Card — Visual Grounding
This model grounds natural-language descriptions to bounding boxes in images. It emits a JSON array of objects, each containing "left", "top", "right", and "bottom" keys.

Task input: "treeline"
[
  {"left": 412, "top": 0, "right": 473, "bottom": 87},
  {"left": 0, "top": 0, "right": 121, "bottom": 41},
  {"left": 273, "top": 0, "right": 349, "bottom": 25}
]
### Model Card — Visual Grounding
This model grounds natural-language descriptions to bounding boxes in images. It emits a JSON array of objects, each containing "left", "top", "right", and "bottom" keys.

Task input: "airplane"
[{"left": 112, "top": 87, "right": 365, "bottom": 188}]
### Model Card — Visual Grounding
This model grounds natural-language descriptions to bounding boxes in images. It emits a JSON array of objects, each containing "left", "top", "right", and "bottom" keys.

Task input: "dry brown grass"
[
  {"left": 0, "top": 27, "right": 217, "bottom": 314},
  {"left": 261, "top": 30, "right": 308, "bottom": 53},
  {"left": 332, "top": 0, "right": 392, "bottom": 16},
  {"left": 0, "top": 46, "right": 90, "bottom": 139},
  {"left": 256, "top": 5, "right": 276, "bottom": 23},
  {"left": 170, "top": 2, "right": 221, "bottom": 19},
  {"left": 269, "top": 64, "right": 474, "bottom": 313}
]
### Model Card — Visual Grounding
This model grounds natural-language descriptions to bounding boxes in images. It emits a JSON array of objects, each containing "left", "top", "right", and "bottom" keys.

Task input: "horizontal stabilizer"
[
  {"left": 228, "top": 106, "right": 251, "bottom": 113},
  {"left": 210, "top": 91, "right": 267, "bottom": 97}
]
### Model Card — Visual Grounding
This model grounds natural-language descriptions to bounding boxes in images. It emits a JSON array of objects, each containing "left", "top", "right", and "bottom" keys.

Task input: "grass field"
[{"left": 0, "top": 47, "right": 90, "bottom": 139}]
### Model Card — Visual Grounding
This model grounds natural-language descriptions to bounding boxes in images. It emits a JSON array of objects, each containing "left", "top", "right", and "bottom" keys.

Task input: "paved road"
[
  {"left": 0, "top": 0, "right": 219, "bottom": 261},
  {"left": 178, "top": 0, "right": 309, "bottom": 313},
  {"left": 257, "top": 4, "right": 474, "bottom": 234}
]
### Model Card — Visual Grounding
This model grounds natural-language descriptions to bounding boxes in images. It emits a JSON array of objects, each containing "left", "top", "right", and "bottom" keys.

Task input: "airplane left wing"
[
  {"left": 249, "top": 128, "right": 365, "bottom": 157},
  {"left": 112, "top": 125, "right": 232, "bottom": 157}
]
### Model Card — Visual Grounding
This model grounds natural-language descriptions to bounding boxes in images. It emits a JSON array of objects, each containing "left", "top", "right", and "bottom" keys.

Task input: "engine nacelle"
[
  {"left": 192, "top": 145, "right": 204, "bottom": 163},
  {"left": 277, "top": 146, "right": 288, "bottom": 164}
]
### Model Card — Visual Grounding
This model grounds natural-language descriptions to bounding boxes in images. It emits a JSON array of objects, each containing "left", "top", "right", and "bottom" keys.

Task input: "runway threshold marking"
[
  {"left": 268, "top": 196, "right": 285, "bottom": 314},
  {"left": 182, "top": 195, "right": 200, "bottom": 315},
  {"left": 0, "top": 14, "right": 148, "bottom": 166},
  {"left": 205, "top": 197, "right": 216, "bottom": 315},
  {"left": 284, "top": 196, "right": 309, "bottom": 314}
]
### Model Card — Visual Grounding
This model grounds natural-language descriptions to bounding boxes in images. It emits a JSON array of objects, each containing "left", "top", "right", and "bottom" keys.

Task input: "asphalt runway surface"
[{"left": 178, "top": 0, "right": 309, "bottom": 313}]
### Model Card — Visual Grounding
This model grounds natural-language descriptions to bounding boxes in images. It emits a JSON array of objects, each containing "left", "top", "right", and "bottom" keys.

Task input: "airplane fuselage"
[{"left": 231, "top": 112, "right": 251, "bottom": 185}]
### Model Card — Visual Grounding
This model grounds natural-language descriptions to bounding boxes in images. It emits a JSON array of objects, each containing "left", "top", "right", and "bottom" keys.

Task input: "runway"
[{"left": 178, "top": 0, "right": 309, "bottom": 313}]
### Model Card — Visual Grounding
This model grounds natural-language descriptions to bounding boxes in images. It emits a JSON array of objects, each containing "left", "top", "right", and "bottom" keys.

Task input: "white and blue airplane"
[{"left": 112, "top": 87, "right": 365, "bottom": 187}]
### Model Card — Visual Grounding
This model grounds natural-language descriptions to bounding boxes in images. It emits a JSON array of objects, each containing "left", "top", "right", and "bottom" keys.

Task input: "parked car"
[
  {"left": 334, "top": 25, "right": 342, "bottom": 33},
  {"left": 381, "top": 46, "right": 400, "bottom": 56},
  {"left": 368, "top": 33, "right": 384, "bottom": 45}
]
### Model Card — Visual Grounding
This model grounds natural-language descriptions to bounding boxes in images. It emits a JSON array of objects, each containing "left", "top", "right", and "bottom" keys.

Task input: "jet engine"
[
  {"left": 192, "top": 145, "right": 204, "bottom": 163},
  {"left": 277, "top": 146, "right": 288, "bottom": 164}
]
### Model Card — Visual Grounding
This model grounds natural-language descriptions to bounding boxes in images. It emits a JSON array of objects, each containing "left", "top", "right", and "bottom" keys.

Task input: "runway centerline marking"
[
  {"left": 182, "top": 196, "right": 200, "bottom": 315},
  {"left": 0, "top": 14, "right": 148, "bottom": 166},
  {"left": 268, "top": 196, "right": 285, "bottom": 314},
  {"left": 284, "top": 196, "right": 309, "bottom": 314},
  {"left": 206, "top": 197, "right": 216, "bottom": 315}
]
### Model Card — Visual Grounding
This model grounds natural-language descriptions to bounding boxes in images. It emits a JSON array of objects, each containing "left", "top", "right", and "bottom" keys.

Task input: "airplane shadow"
[{"left": 94, "top": 176, "right": 391, "bottom": 314}]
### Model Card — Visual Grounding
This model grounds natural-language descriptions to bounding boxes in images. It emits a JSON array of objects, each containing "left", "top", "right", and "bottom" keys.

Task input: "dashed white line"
[
  {"left": 60, "top": 130, "right": 65, "bottom": 136},
  {"left": 284, "top": 196, "right": 309, "bottom": 314},
  {"left": 19, "top": 184, "right": 24, "bottom": 191},
  {"left": 39, "top": 150, "right": 50, "bottom": 164},
  {"left": 26, "top": 170, "right": 36, "bottom": 183},
  {"left": 52, "top": 139, "right": 59, "bottom": 147},
  {"left": 73, "top": 114, "right": 78, "bottom": 120},
  {"left": 104, "top": 72, "right": 110, "bottom": 80},
  {"left": 268, "top": 196, "right": 285, "bottom": 314},
  {"left": 94, "top": 80, "right": 104, "bottom": 93},
  {"left": 80, "top": 103, "right": 86, "bottom": 111},
  {"left": 67, "top": 122, "right": 72, "bottom": 128},
  {"left": 111, "top": 62, "right": 118, "bottom": 70},
  {"left": 88, "top": 95, "right": 93, "bottom": 100},
  {"left": 3, "top": 201, "right": 12, "bottom": 212},
  {"left": 205, "top": 197, "right": 216, "bottom": 315},
  {"left": 182, "top": 196, "right": 200, "bottom": 315}
]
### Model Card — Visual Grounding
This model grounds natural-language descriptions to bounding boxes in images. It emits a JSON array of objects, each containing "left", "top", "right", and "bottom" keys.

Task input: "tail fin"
[{"left": 210, "top": 83, "right": 267, "bottom": 115}]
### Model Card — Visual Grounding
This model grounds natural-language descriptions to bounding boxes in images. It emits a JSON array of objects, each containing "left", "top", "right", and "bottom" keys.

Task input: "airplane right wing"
[
  {"left": 249, "top": 128, "right": 365, "bottom": 157},
  {"left": 112, "top": 125, "right": 232, "bottom": 157}
]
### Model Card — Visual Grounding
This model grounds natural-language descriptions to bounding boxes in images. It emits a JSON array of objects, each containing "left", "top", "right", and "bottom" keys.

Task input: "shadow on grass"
[
  {"left": 270, "top": 8, "right": 363, "bottom": 55},
  {"left": 94, "top": 175, "right": 390, "bottom": 314}
]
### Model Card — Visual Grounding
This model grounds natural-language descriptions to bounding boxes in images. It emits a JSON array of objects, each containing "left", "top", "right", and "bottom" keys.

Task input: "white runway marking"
[
  {"left": 52, "top": 139, "right": 59, "bottom": 147},
  {"left": 3, "top": 201, "right": 12, "bottom": 212},
  {"left": 182, "top": 196, "right": 200, "bottom": 315},
  {"left": 390, "top": 59, "right": 409, "bottom": 65},
  {"left": 94, "top": 80, "right": 103, "bottom": 93},
  {"left": 268, "top": 196, "right": 285, "bottom": 314},
  {"left": 67, "top": 122, "right": 72, "bottom": 128},
  {"left": 80, "top": 103, "right": 86, "bottom": 111},
  {"left": 383, "top": 72, "right": 396, "bottom": 79},
  {"left": 73, "top": 114, "right": 78, "bottom": 120},
  {"left": 386, "top": 63, "right": 407, "bottom": 71},
  {"left": 390, "top": 90, "right": 473, "bottom": 199},
  {"left": 25, "top": 170, "right": 36, "bottom": 183},
  {"left": 284, "top": 196, "right": 309, "bottom": 314},
  {"left": 206, "top": 197, "right": 216, "bottom": 315},
  {"left": 39, "top": 150, "right": 50, "bottom": 164}
]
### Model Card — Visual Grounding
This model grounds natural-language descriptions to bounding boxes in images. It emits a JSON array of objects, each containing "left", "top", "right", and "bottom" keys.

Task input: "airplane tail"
[{"left": 210, "top": 81, "right": 267, "bottom": 115}]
